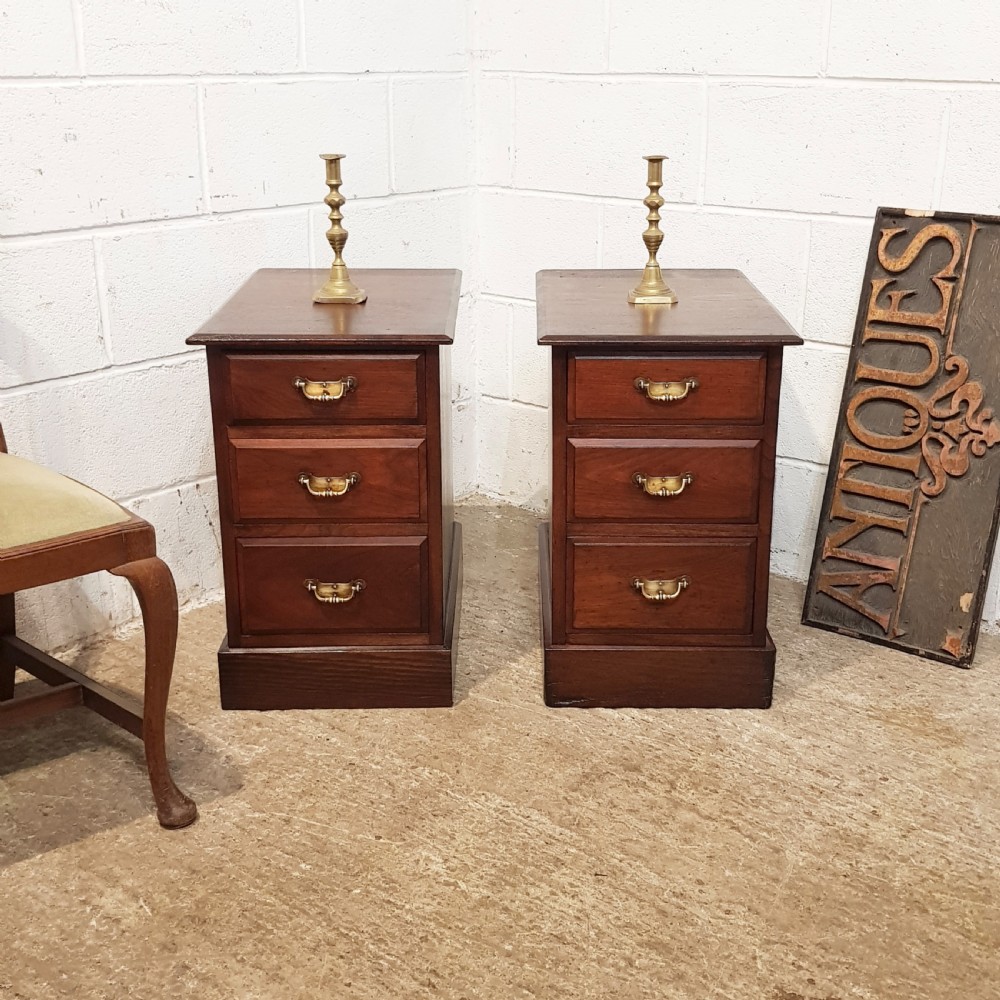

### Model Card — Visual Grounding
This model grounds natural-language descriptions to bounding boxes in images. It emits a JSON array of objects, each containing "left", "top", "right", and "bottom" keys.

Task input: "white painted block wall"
[
  {"left": 470, "top": 0, "right": 1000, "bottom": 631},
  {"left": 4, "top": 0, "right": 1000, "bottom": 647},
  {"left": 0, "top": 1, "right": 473, "bottom": 649}
]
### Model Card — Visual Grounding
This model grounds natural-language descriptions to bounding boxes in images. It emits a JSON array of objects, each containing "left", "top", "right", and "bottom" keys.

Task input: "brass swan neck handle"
[
  {"left": 293, "top": 375, "right": 357, "bottom": 402},
  {"left": 632, "top": 576, "right": 689, "bottom": 602},
  {"left": 298, "top": 472, "right": 360, "bottom": 498},
  {"left": 633, "top": 376, "right": 698, "bottom": 402},
  {"left": 304, "top": 579, "right": 366, "bottom": 604},
  {"left": 633, "top": 472, "right": 693, "bottom": 497}
]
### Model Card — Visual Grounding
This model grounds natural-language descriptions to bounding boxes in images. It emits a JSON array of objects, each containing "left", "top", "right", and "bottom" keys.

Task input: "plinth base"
[
  {"left": 539, "top": 523, "right": 774, "bottom": 709},
  {"left": 218, "top": 523, "right": 462, "bottom": 710}
]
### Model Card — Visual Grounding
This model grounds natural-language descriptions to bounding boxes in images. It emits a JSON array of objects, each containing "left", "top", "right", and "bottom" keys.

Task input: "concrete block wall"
[
  {"left": 6, "top": 0, "right": 1000, "bottom": 646},
  {"left": 469, "top": 0, "right": 1000, "bottom": 630},
  {"left": 0, "top": 2, "right": 473, "bottom": 649}
]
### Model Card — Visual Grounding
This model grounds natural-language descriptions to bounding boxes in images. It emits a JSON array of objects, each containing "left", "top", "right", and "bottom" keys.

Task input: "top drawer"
[
  {"left": 569, "top": 353, "right": 766, "bottom": 425},
  {"left": 223, "top": 353, "right": 423, "bottom": 424}
]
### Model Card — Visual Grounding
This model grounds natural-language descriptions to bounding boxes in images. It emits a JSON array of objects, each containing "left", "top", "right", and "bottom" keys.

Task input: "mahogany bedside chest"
[
  {"left": 537, "top": 269, "right": 802, "bottom": 709},
  {"left": 188, "top": 268, "right": 462, "bottom": 709}
]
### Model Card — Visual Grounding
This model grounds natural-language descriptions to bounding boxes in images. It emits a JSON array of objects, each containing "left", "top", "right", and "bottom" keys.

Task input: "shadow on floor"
[{"left": 0, "top": 682, "right": 241, "bottom": 867}]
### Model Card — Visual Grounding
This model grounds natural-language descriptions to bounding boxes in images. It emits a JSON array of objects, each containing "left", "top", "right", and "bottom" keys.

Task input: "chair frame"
[{"left": 0, "top": 423, "right": 197, "bottom": 828}]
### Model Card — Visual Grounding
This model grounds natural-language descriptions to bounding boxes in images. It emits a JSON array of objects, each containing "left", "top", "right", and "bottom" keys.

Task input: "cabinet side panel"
[
  {"left": 205, "top": 348, "right": 244, "bottom": 645},
  {"left": 550, "top": 346, "right": 569, "bottom": 643},
  {"left": 753, "top": 347, "right": 783, "bottom": 642},
  {"left": 438, "top": 345, "right": 455, "bottom": 589},
  {"left": 425, "top": 346, "right": 445, "bottom": 645}
]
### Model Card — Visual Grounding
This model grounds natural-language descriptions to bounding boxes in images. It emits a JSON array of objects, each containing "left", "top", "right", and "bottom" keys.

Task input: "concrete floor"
[{"left": 1, "top": 499, "right": 998, "bottom": 1000}]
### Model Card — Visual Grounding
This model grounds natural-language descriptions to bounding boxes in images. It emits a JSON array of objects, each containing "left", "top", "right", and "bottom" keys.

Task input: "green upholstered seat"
[{"left": 0, "top": 452, "right": 132, "bottom": 552}]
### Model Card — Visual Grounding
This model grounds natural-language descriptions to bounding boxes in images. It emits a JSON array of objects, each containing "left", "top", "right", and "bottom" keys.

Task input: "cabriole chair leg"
[{"left": 110, "top": 557, "right": 198, "bottom": 829}]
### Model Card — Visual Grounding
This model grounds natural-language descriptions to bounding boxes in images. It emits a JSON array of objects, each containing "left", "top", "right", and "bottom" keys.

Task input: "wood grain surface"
[
  {"left": 194, "top": 270, "right": 462, "bottom": 706},
  {"left": 539, "top": 268, "right": 796, "bottom": 707},
  {"left": 229, "top": 437, "right": 426, "bottom": 522},
  {"left": 569, "top": 438, "right": 761, "bottom": 523},
  {"left": 570, "top": 353, "right": 767, "bottom": 424},
  {"left": 568, "top": 537, "right": 756, "bottom": 634},
  {"left": 225, "top": 352, "right": 423, "bottom": 423},
  {"left": 235, "top": 535, "right": 428, "bottom": 638},
  {"left": 537, "top": 269, "right": 803, "bottom": 347},
  {"left": 217, "top": 522, "right": 462, "bottom": 709},
  {"left": 187, "top": 269, "right": 461, "bottom": 347}
]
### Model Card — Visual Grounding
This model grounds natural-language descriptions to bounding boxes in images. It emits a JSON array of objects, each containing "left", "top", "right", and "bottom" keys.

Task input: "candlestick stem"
[
  {"left": 628, "top": 155, "right": 677, "bottom": 305},
  {"left": 313, "top": 153, "right": 367, "bottom": 305}
]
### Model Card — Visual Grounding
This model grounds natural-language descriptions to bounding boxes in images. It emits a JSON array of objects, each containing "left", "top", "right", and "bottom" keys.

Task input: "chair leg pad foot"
[{"left": 157, "top": 794, "right": 198, "bottom": 830}]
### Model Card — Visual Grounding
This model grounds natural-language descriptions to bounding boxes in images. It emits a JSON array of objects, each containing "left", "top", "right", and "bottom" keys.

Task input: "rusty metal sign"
[{"left": 803, "top": 208, "right": 1000, "bottom": 667}]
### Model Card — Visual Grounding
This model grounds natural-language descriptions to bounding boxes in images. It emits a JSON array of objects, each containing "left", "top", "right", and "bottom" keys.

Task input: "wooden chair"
[{"left": 0, "top": 423, "right": 197, "bottom": 828}]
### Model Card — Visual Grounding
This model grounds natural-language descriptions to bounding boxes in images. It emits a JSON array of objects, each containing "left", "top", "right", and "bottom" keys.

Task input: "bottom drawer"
[
  {"left": 569, "top": 538, "right": 755, "bottom": 634},
  {"left": 236, "top": 536, "right": 427, "bottom": 636}
]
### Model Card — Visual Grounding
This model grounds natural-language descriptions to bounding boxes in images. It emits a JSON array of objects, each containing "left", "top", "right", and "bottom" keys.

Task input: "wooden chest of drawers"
[
  {"left": 537, "top": 269, "right": 802, "bottom": 708},
  {"left": 188, "top": 268, "right": 462, "bottom": 709}
]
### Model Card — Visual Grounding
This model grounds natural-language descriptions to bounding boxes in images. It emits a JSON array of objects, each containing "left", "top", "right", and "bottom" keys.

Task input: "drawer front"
[
  {"left": 570, "top": 353, "right": 766, "bottom": 424},
  {"left": 225, "top": 353, "right": 422, "bottom": 423},
  {"left": 569, "top": 438, "right": 761, "bottom": 523},
  {"left": 230, "top": 437, "right": 424, "bottom": 522},
  {"left": 569, "top": 538, "right": 755, "bottom": 633},
  {"left": 236, "top": 537, "right": 427, "bottom": 635}
]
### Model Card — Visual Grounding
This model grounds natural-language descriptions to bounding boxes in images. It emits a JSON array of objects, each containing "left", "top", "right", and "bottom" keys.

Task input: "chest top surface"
[
  {"left": 187, "top": 268, "right": 461, "bottom": 348},
  {"left": 536, "top": 269, "right": 803, "bottom": 349}
]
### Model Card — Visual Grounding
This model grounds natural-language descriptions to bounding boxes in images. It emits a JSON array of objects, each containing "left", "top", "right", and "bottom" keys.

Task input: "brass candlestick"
[
  {"left": 313, "top": 153, "right": 367, "bottom": 305},
  {"left": 628, "top": 155, "right": 677, "bottom": 305}
]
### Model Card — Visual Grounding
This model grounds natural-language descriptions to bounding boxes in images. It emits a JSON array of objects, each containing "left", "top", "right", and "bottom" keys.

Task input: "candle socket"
[
  {"left": 314, "top": 153, "right": 367, "bottom": 305},
  {"left": 628, "top": 155, "right": 677, "bottom": 305}
]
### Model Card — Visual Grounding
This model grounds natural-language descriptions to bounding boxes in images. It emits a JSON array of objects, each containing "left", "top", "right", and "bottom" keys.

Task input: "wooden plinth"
[
  {"left": 218, "top": 523, "right": 462, "bottom": 710},
  {"left": 539, "top": 523, "right": 774, "bottom": 709}
]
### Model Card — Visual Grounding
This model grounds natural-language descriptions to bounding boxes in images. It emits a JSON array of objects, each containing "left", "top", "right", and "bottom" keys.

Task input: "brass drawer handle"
[
  {"left": 633, "top": 376, "right": 698, "bottom": 402},
  {"left": 293, "top": 375, "right": 357, "bottom": 402},
  {"left": 297, "top": 472, "right": 360, "bottom": 497},
  {"left": 304, "top": 579, "right": 366, "bottom": 604},
  {"left": 632, "top": 576, "right": 689, "bottom": 601},
  {"left": 633, "top": 472, "right": 693, "bottom": 497}
]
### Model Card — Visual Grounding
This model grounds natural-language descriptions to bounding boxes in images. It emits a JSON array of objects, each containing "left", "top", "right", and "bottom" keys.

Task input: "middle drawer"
[
  {"left": 229, "top": 436, "right": 426, "bottom": 522},
  {"left": 569, "top": 438, "right": 761, "bottom": 523}
]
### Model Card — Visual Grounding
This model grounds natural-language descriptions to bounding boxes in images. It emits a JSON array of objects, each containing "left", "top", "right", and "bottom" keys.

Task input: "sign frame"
[{"left": 802, "top": 207, "right": 1000, "bottom": 667}]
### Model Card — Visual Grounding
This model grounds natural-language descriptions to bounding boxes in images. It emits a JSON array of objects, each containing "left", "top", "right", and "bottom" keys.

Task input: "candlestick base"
[
  {"left": 628, "top": 289, "right": 678, "bottom": 305},
  {"left": 313, "top": 264, "right": 367, "bottom": 304},
  {"left": 628, "top": 263, "right": 677, "bottom": 305}
]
